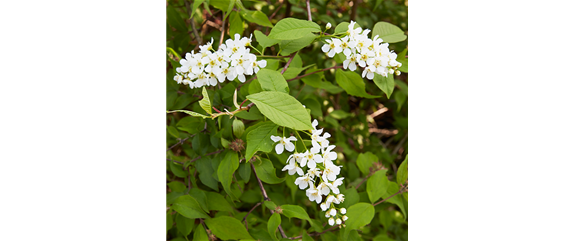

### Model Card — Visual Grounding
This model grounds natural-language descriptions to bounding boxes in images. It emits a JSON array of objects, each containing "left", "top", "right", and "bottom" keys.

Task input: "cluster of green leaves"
[{"left": 167, "top": 0, "right": 408, "bottom": 240}]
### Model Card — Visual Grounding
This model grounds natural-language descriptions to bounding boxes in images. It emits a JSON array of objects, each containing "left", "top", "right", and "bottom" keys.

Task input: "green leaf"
[
  {"left": 209, "top": 0, "right": 232, "bottom": 11},
  {"left": 240, "top": 10, "right": 273, "bottom": 27},
  {"left": 267, "top": 213, "right": 281, "bottom": 241},
  {"left": 167, "top": 5, "right": 187, "bottom": 32},
  {"left": 257, "top": 69, "right": 289, "bottom": 93},
  {"left": 247, "top": 91, "right": 313, "bottom": 130},
  {"left": 397, "top": 155, "right": 408, "bottom": 185},
  {"left": 300, "top": 69, "right": 343, "bottom": 94},
  {"left": 253, "top": 158, "right": 285, "bottom": 184},
  {"left": 167, "top": 110, "right": 210, "bottom": 119},
  {"left": 382, "top": 182, "right": 408, "bottom": 220},
  {"left": 170, "top": 161, "right": 188, "bottom": 178},
  {"left": 193, "top": 224, "right": 209, "bottom": 241},
  {"left": 268, "top": 18, "right": 320, "bottom": 40},
  {"left": 190, "top": 0, "right": 205, "bottom": 18},
  {"left": 329, "top": 110, "right": 351, "bottom": 119},
  {"left": 245, "top": 122, "right": 278, "bottom": 161},
  {"left": 373, "top": 73, "right": 394, "bottom": 98},
  {"left": 394, "top": 89, "right": 407, "bottom": 111},
  {"left": 172, "top": 195, "right": 209, "bottom": 219},
  {"left": 301, "top": 232, "right": 313, "bottom": 241},
  {"left": 217, "top": 151, "right": 240, "bottom": 200},
  {"left": 280, "top": 204, "right": 311, "bottom": 221},
  {"left": 367, "top": 169, "right": 390, "bottom": 203},
  {"left": 264, "top": 201, "right": 277, "bottom": 210},
  {"left": 341, "top": 187, "right": 359, "bottom": 209},
  {"left": 206, "top": 191, "right": 235, "bottom": 212},
  {"left": 204, "top": 216, "right": 254, "bottom": 240},
  {"left": 167, "top": 212, "right": 173, "bottom": 233},
  {"left": 335, "top": 69, "right": 380, "bottom": 98},
  {"left": 249, "top": 78, "right": 263, "bottom": 95},
  {"left": 172, "top": 93, "right": 195, "bottom": 109},
  {"left": 356, "top": 152, "right": 378, "bottom": 176},
  {"left": 167, "top": 126, "right": 179, "bottom": 138},
  {"left": 371, "top": 21, "right": 407, "bottom": 43},
  {"left": 238, "top": 161, "right": 251, "bottom": 182},
  {"left": 196, "top": 158, "right": 219, "bottom": 191},
  {"left": 254, "top": 30, "right": 280, "bottom": 49},
  {"left": 232, "top": 119, "right": 245, "bottom": 138},
  {"left": 343, "top": 203, "right": 375, "bottom": 239},
  {"left": 176, "top": 213, "right": 194, "bottom": 236},
  {"left": 167, "top": 181, "right": 187, "bottom": 193},
  {"left": 396, "top": 48, "right": 408, "bottom": 73},
  {"left": 188, "top": 188, "right": 209, "bottom": 212},
  {"left": 228, "top": 11, "right": 244, "bottom": 37},
  {"left": 279, "top": 33, "right": 316, "bottom": 55},
  {"left": 200, "top": 87, "right": 212, "bottom": 114}
]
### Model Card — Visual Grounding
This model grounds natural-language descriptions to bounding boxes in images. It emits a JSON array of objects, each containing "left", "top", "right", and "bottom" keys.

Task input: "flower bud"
[
  {"left": 335, "top": 218, "right": 342, "bottom": 225},
  {"left": 340, "top": 207, "right": 346, "bottom": 214},
  {"left": 325, "top": 212, "right": 330, "bottom": 218},
  {"left": 329, "top": 208, "right": 337, "bottom": 216},
  {"left": 320, "top": 202, "right": 328, "bottom": 211},
  {"left": 326, "top": 22, "right": 332, "bottom": 30},
  {"left": 342, "top": 215, "right": 348, "bottom": 221},
  {"left": 328, "top": 217, "right": 335, "bottom": 226}
]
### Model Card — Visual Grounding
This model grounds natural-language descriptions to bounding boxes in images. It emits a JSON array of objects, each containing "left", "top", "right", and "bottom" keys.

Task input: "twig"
[
  {"left": 269, "top": 0, "right": 284, "bottom": 20},
  {"left": 350, "top": 0, "right": 359, "bottom": 21},
  {"left": 166, "top": 158, "right": 184, "bottom": 165},
  {"left": 305, "top": 0, "right": 312, "bottom": 21},
  {"left": 391, "top": 132, "right": 408, "bottom": 156},
  {"left": 250, "top": 162, "right": 288, "bottom": 238},
  {"left": 281, "top": 52, "right": 297, "bottom": 74},
  {"left": 243, "top": 202, "right": 262, "bottom": 230},
  {"left": 166, "top": 134, "right": 195, "bottom": 152},
  {"left": 373, "top": 184, "right": 408, "bottom": 206},
  {"left": 219, "top": 11, "right": 226, "bottom": 47}
]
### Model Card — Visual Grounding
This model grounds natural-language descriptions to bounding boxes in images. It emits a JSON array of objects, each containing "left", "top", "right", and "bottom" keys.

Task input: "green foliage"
[{"left": 166, "top": 0, "right": 408, "bottom": 239}]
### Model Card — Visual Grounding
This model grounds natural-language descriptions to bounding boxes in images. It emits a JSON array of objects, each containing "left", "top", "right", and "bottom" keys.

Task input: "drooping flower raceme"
[
  {"left": 321, "top": 21, "right": 402, "bottom": 80},
  {"left": 173, "top": 34, "right": 267, "bottom": 89},
  {"left": 272, "top": 119, "right": 347, "bottom": 226}
]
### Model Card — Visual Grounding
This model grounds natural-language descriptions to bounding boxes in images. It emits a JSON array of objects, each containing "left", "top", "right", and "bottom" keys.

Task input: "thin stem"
[
  {"left": 289, "top": 225, "right": 339, "bottom": 239},
  {"left": 373, "top": 189, "right": 404, "bottom": 206},
  {"left": 166, "top": 158, "right": 184, "bottom": 165},
  {"left": 294, "top": 131, "right": 307, "bottom": 151},
  {"left": 392, "top": 132, "right": 408, "bottom": 156},
  {"left": 305, "top": 0, "right": 312, "bottom": 21},
  {"left": 166, "top": 134, "right": 194, "bottom": 152},
  {"left": 250, "top": 162, "right": 288, "bottom": 238},
  {"left": 281, "top": 52, "right": 297, "bottom": 74},
  {"left": 219, "top": 11, "right": 226, "bottom": 47},
  {"left": 243, "top": 202, "right": 262, "bottom": 230},
  {"left": 250, "top": 44, "right": 263, "bottom": 55},
  {"left": 187, "top": 149, "right": 224, "bottom": 165}
]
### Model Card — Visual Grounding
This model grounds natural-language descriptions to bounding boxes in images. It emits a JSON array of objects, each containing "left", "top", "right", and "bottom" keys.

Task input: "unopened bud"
[
  {"left": 326, "top": 22, "right": 332, "bottom": 30},
  {"left": 328, "top": 217, "right": 335, "bottom": 226},
  {"left": 335, "top": 218, "right": 342, "bottom": 225}
]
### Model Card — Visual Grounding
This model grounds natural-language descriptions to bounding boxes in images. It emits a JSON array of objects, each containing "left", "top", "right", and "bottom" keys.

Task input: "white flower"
[
  {"left": 321, "top": 39, "right": 343, "bottom": 58},
  {"left": 325, "top": 195, "right": 336, "bottom": 206},
  {"left": 301, "top": 149, "right": 322, "bottom": 169},
  {"left": 173, "top": 74, "right": 183, "bottom": 84},
  {"left": 307, "top": 167, "right": 321, "bottom": 179},
  {"left": 326, "top": 22, "right": 332, "bottom": 30},
  {"left": 340, "top": 207, "right": 347, "bottom": 214},
  {"left": 335, "top": 218, "right": 342, "bottom": 225},
  {"left": 337, "top": 194, "right": 345, "bottom": 204},
  {"left": 343, "top": 53, "right": 358, "bottom": 71},
  {"left": 322, "top": 161, "right": 341, "bottom": 182},
  {"left": 282, "top": 158, "right": 303, "bottom": 176},
  {"left": 325, "top": 211, "right": 331, "bottom": 218},
  {"left": 306, "top": 185, "right": 322, "bottom": 204},
  {"left": 295, "top": 174, "right": 313, "bottom": 190},
  {"left": 339, "top": 36, "right": 353, "bottom": 57},
  {"left": 328, "top": 218, "right": 335, "bottom": 226},
  {"left": 320, "top": 202, "right": 329, "bottom": 211},
  {"left": 321, "top": 145, "right": 338, "bottom": 164},
  {"left": 362, "top": 65, "right": 376, "bottom": 80},
  {"left": 327, "top": 177, "right": 344, "bottom": 194},
  {"left": 317, "top": 181, "right": 331, "bottom": 195},
  {"left": 342, "top": 215, "right": 348, "bottom": 221},
  {"left": 270, "top": 135, "right": 297, "bottom": 154}
]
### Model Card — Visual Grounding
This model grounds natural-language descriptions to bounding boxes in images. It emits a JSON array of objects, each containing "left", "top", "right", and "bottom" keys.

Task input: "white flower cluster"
[
  {"left": 174, "top": 34, "right": 267, "bottom": 89},
  {"left": 321, "top": 21, "right": 402, "bottom": 80},
  {"left": 271, "top": 120, "right": 348, "bottom": 226}
]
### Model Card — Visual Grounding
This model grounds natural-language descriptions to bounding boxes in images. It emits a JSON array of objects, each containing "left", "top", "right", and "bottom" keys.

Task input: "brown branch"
[
  {"left": 250, "top": 161, "right": 287, "bottom": 238},
  {"left": 373, "top": 185, "right": 408, "bottom": 206},
  {"left": 166, "top": 134, "right": 195, "bottom": 152},
  {"left": 243, "top": 202, "right": 262, "bottom": 230},
  {"left": 305, "top": 0, "right": 312, "bottom": 21},
  {"left": 269, "top": 0, "right": 284, "bottom": 20},
  {"left": 392, "top": 132, "right": 408, "bottom": 156},
  {"left": 166, "top": 158, "right": 184, "bottom": 165},
  {"left": 281, "top": 52, "right": 297, "bottom": 74},
  {"left": 350, "top": 0, "right": 359, "bottom": 21},
  {"left": 219, "top": 11, "right": 226, "bottom": 47}
]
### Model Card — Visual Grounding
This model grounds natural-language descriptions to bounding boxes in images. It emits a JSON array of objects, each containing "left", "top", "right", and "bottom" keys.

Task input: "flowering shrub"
[{"left": 166, "top": 0, "right": 408, "bottom": 240}]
